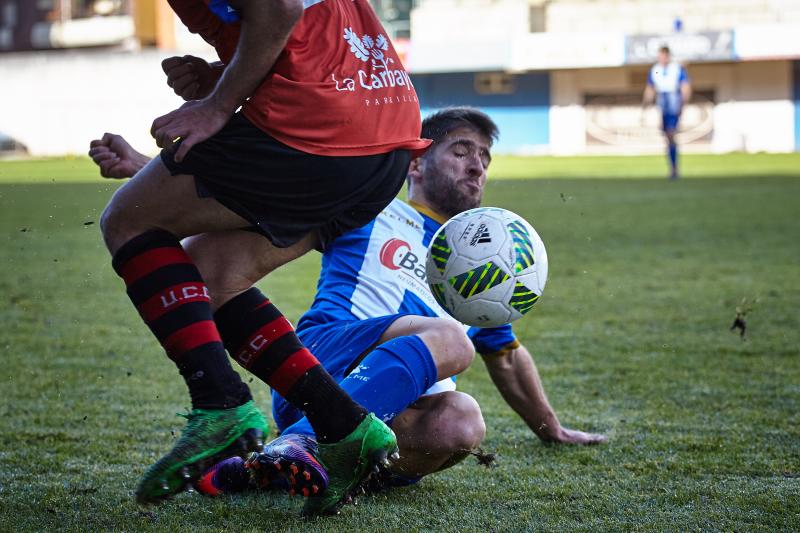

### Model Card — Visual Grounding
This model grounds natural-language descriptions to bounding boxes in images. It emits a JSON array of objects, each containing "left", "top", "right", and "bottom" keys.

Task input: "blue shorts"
[
  {"left": 272, "top": 314, "right": 409, "bottom": 431},
  {"left": 662, "top": 113, "right": 680, "bottom": 132}
]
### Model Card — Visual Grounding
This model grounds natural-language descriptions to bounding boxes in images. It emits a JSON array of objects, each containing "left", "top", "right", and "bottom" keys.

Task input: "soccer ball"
[{"left": 425, "top": 207, "right": 548, "bottom": 327}]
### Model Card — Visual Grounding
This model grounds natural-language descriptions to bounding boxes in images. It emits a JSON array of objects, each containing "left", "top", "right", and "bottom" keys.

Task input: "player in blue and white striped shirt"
[
  {"left": 643, "top": 45, "right": 692, "bottom": 179},
  {"left": 196, "top": 108, "right": 607, "bottom": 500}
]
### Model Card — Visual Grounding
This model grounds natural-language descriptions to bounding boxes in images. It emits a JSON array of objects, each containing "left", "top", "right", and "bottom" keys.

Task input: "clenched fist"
[{"left": 161, "top": 55, "right": 224, "bottom": 101}]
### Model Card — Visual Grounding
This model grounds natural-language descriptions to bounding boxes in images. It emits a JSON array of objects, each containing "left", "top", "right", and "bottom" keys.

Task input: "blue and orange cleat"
[
  {"left": 246, "top": 433, "right": 329, "bottom": 498},
  {"left": 195, "top": 456, "right": 252, "bottom": 496}
]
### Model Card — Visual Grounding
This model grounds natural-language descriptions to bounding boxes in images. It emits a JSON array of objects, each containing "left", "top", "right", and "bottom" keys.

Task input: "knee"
[
  {"left": 436, "top": 392, "right": 485, "bottom": 451},
  {"left": 100, "top": 192, "right": 167, "bottom": 254},
  {"left": 99, "top": 201, "right": 133, "bottom": 253},
  {"left": 421, "top": 319, "right": 474, "bottom": 377}
]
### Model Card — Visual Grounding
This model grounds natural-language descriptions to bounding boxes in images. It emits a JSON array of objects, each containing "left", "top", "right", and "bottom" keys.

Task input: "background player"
[
  {"left": 643, "top": 45, "right": 692, "bottom": 179},
  {"left": 190, "top": 107, "right": 607, "bottom": 500},
  {"left": 94, "top": 0, "right": 428, "bottom": 514}
]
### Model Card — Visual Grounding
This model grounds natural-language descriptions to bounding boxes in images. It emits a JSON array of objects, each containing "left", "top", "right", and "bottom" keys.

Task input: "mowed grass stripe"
[
  {"left": 0, "top": 162, "right": 798, "bottom": 531},
  {"left": 2, "top": 152, "right": 800, "bottom": 183}
]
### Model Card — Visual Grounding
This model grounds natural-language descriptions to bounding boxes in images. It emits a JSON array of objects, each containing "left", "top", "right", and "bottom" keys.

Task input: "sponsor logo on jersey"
[
  {"left": 378, "top": 238, "right": 427, "bottom": 281},
  {"left": 379, "top": 238, "right": 410, "bottom": 271},
  {"left": 331, "top": 27, "right": 418, "bottom": 109}
]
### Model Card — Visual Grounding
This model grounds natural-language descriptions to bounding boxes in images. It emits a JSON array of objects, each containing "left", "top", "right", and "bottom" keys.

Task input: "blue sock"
[
  {"left": 282, "top": 335, "right": 438, "bottom": 437},
  {"left": 668, "top": 143, "right": 678, "bottom": 173}
]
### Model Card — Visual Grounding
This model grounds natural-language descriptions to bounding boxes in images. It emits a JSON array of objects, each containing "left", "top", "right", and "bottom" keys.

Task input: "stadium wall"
[
  {"left": 0, "top": 49, "right": 210, "bottom": 157},
  {"left": 550, "top": 60, "right": 795, "bottom": 155},
  {"left": 709, "top": 61, "right": 795, "bottom": 154},
  {"left": 0, "top": 52, "right": 794, "bottom": 157},
  {"left": 411, "top": 72, "right": 550, "bottom": 154}
]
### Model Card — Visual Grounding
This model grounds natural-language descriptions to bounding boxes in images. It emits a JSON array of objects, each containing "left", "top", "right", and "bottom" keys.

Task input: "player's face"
[
  {"left": 658, "top": 50, "right": 670, "bottom": 65},
  {"left": 420, "top": 127, "right": 492, "bottom": 218}
]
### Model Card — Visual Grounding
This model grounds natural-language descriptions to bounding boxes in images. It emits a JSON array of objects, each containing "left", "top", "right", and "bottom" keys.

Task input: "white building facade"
[
  {"left": 0, "top": 0, "right": 799, "bottom": 156},
  {"left": 407, "top": 0, "right": 800, "bottom": 155}
]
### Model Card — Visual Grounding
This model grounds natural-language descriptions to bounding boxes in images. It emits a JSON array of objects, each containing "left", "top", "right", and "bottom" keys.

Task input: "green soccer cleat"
[
  {"left": 135, "top": 400, "right": 268, "bottom": 505},
  {"left": 302, "top": 413, "right": 399, "bottom": 517}
]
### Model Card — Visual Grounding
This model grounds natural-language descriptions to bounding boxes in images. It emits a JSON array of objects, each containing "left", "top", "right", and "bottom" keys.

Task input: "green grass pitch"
[{"left": 1, "top": 155, "right": 799, "bottom": 531}]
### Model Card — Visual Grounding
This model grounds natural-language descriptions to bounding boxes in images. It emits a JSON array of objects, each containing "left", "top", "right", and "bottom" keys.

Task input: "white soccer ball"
[{"left": 425, "top": 207, "right": 548, "bottom": 327}]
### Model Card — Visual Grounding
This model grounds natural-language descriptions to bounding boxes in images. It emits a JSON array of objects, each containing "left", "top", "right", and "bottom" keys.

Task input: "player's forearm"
[
  {"left": 484, "top": 346, "right": 564, "bottom": 441},
  {"left": 208, "top": 0, "right": 302, "bottom": 114}
]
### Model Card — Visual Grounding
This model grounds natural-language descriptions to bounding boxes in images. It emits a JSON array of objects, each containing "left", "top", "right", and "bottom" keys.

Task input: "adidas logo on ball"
[{"left": 469, "top": 224, "right": 492, "bottom": 246}]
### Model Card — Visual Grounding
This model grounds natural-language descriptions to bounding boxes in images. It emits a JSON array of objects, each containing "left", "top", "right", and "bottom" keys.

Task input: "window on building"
[
  {"left": 0, "top": 0, "right": 132, "bottom": 52},
  {"left": 70, "top": 0, "right": 130, "bottom": 19},
  {"left": 371, "top": 0, "right": 417, "bottom": 40},
  {"left": 34, "top": 0, "right": 130, "bottom": 21},
  {"left": 529, "top": 3, "right": 546, "bottom": 33},
  {"left": 475, "top": 72, "right": 516, "bottom": 95}
]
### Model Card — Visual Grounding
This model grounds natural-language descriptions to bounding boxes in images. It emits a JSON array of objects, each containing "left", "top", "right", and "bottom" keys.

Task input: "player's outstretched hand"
[
  {"left": 150, "top": 99, "right": 230, "bottom": 163},
  {"left": 161, "top": 55, "right": 222, "bottom": 101},
  {"left": 549, "top": 427, "right": 608, "bottom": 445},
  {"left": 88, "top": 133, "right": 148, "bottom": 179}
]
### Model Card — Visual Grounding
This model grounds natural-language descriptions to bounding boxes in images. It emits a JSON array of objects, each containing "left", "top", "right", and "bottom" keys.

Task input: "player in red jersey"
[
  {"left": 93, "top": 109, "right": 607, "bottom": 511},
  {"left": 95, "top": 0, "right": 429, "bottom": 514}
]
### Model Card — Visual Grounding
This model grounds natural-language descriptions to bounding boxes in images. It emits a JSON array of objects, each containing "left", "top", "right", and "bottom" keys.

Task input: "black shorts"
[{"left": 161, "top": 113, "right": 410, "bottom": 249}]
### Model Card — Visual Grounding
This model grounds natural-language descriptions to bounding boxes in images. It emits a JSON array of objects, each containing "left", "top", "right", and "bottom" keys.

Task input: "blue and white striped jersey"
[
  {"left": 647, "top": 61, "right": 689, "bottom": 115},
  {"left": 297, "top": 198, "right": 518, "bottom": 356}
]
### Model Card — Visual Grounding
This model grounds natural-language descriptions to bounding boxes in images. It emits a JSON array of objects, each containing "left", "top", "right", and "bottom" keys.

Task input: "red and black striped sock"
[
  {"left": 112, "top": 230, "right": 252, "bottom": 410},
  {"left": 215, "top": 288, "right": 367, "bottom": 443}
]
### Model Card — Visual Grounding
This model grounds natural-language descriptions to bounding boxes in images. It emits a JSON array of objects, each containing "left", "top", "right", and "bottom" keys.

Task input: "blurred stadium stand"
[{"left": 1, "top": 0, "right": 799, "bottom": 156}]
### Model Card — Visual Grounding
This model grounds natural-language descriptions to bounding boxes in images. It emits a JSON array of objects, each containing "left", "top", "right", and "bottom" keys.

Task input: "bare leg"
[
  {"left": 99, "top": 160, "right": 286, "bottom": 504},
  {"left": 182, "top": 230, "right": 317, "bottom": 310},
  {"left": 102, "top": 156, "right": 318, "bottom": 309},
  {"left": 372, "top": 319, "right": 485, "bottom": 476},
  {"left": 390, "top": 391, "right": 486, "bottom": 477},
  {"left": 100, "top": 157, "right": 254, "bottom": 254},
  {"left": 100, "top": 155, "right": 372, "bottom": 506}
]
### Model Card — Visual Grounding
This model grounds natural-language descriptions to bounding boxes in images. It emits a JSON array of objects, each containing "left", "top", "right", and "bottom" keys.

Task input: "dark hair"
[
  {"left": 660, "top": 45, "right": 670, "bottom": 54},
  {"left": 421, "top": 107, "right": 499, "bottom": 148}
]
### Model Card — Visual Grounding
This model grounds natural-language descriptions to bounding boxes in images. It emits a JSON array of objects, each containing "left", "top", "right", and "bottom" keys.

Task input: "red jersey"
[{"left": 168, "top": 0, "right": 430, "bottom": 157}]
